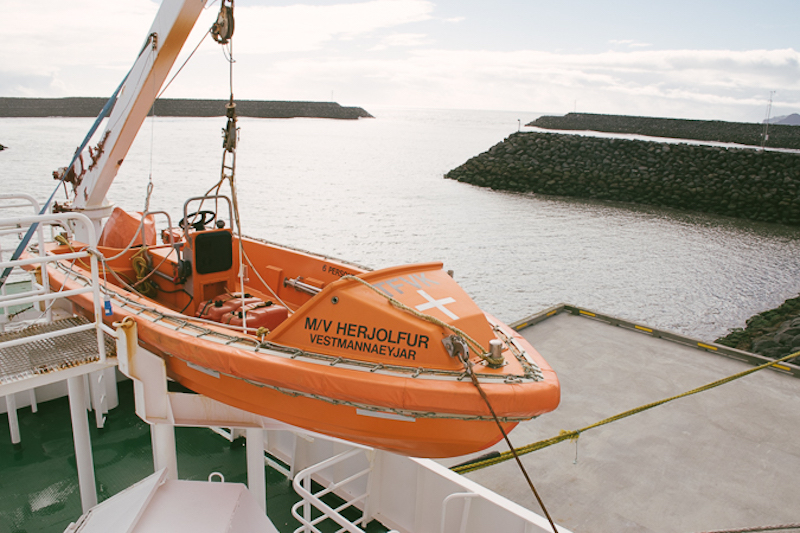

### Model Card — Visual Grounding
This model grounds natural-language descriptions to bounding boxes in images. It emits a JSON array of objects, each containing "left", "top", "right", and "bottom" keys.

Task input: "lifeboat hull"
[
  {"left": 44, "top": 238, "right": 560, "bottom": 458},
  {"left": 166, "top": 356, "right": 517, "bottom": 457}
]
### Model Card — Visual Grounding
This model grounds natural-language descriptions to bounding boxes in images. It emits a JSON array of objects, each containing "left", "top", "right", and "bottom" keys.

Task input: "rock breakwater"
[
  {"left": 0, "top": 97, "right": 373, "bottom": 120},
  {"left": 444, "top": 131, "right": 800, "bottom": 226},
  {"left": 530, "top": 112, "right": 800, "bottom": 151},
  {"left": 716, "top": 295, "right": 800, "bottom": 365}
]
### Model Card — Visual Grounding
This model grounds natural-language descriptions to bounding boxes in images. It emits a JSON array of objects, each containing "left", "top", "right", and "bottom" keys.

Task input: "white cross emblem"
[{"left": 414, "top": 290, "right": 459, "bottom": 320}]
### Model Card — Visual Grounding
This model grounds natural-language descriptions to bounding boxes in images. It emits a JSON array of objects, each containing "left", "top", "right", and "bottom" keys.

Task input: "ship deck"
[
  {"left": 450, "top": 307, "right": 800, "bottom": 533},
  {"left": 3, "top": 305, "right": 800, "bottom": 533},
  {"left": 0, "top": 378, "right": 387, "bottom": 533}
]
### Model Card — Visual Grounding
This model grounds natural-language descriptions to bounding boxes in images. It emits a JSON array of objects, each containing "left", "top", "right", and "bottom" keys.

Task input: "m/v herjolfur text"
[{"left": 304, "top": 317, "right": 429, "bottom": 359}]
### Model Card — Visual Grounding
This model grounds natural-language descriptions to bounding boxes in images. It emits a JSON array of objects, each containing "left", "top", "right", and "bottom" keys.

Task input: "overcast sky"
[{"left": 3, "top": 0, "right": 798, "bottom": 122}]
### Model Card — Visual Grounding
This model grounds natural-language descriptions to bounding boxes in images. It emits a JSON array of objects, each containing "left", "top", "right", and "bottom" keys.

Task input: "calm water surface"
[{"left": 2, "top": 107, "right": 799, "bottom": 340}]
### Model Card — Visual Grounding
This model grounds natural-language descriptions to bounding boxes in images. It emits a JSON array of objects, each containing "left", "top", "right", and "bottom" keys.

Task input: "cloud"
[
  {"left": 4, "top": 0, "right": 159, "bottom": 71},
  {"left": 1, "top": 0, "right": 163, "bottom": 95},
  {"left": 370, "top": 33, "right": 431, "bottom": 50},
  {"left": 0, "top": 0, "right": 435, "bottom": 96},
  {"left": 609, "top": 39, "right": 652, "bottom": 49},
  {"left": 2, "top": 0, "right": 797, "bottom": 121},
  {"left": 250, "top": 47, "right": 800, "bottom": 119},
  {"left": 233, "top": 0, "right": 435, "bottom": 54}
]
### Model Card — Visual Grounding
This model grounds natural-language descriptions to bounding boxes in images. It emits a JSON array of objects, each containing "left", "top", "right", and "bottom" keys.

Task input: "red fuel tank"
[
  {"left": 222, "top": 302, "right": 289, "bottom": 330},
  {"left": 196, "top": 294, "right": 262, "bottom": 322},
  {"left": 196, "top": 293, "right": 288, "bottom": 331}
]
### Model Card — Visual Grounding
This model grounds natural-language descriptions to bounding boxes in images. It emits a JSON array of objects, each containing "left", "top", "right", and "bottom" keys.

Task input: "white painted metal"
[
  {"left": 28, "top": 388, "right": 37, "bottom": 413},
  {"left": 0, "top": 287, "right": 95, "bottom": 311},
  {"left": 0, "top": 360, "right": 117, "bottom": 398},
  {"left": 383, "top": 455, "right": 568, "bottom": 533},
  {"left": 0, "top": 213, "right": 107, "bottom": 365},
  {"left": 102, "top": 366, "right": 119, "bottom": 410},
  {"left": 262, "top": 416, "right": 565, "bottom": 533},
  {"left": 286, "top": 444, "right": 568, "bottom": 533},
  {"left": 246, "top": 428, "right": 267, "bottom": 511},
  {"left": 68, "top": 375, "right": 98, "bottom": 512},
  {"left": 114, "top": 318, "right": 324, "bottom": 485},
  {"left": 0, "top": 285, "right": 47, "bottom": 303},
  {"left": 291, "top": 448, "right": 372, "bottom": 533},
  {"left": 64, "top": 468, "right": 168, "bottom": 533},
  {"left": 0, "top": 240, "right": 6, "bottom": 329},
  {"left": 88, "top": 369, "right": 108, "bottom": 428},
  {"left": 151, "top": 423, "right": 179, "bottom": 480},
  {"left": 6, "top": 393, "right": 20, "bottom": 444},
  {"left": 440, "top": 493, "right": 478, "bottom": 533},
  {"left": 0, "top": 321, "right": 96, "bottom": 350},
  {"left": 63, "top": 469, "right": 281, "bottom": 533},
  {"left": 0, "top": 193, "right": 50, "bottom": 324},
  {"left": 1, "top": 208, "right": 118, "bottom": 448}
]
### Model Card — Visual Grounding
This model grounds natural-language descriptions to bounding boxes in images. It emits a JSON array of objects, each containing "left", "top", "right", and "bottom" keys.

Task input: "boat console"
[{"left": 180, "top": 195, "right": 289, "bottom": 332}]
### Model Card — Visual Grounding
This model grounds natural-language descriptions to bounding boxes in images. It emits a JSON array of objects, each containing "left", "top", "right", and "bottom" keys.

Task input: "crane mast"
[{"left": 65, "top": 0, "right": 206, "bottom": 242}]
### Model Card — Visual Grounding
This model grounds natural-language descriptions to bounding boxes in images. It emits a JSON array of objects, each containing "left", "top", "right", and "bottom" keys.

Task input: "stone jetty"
[
  {"left": 716, "top": 295, "right": 800, "bottom": 364},
  {"left": 530, "top": 112, "right": 800, "bottom": 151},
  {"left": 444, "top": 131, "right": 800, "bottom": 226},
  {"left": 0, "top": 97, "right": 373, "bottom": 120}
]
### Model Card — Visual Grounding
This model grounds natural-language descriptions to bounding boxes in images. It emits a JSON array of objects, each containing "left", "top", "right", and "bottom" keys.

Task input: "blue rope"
[
  {"left": 0, "top": 78, "right": 127, "bottom": 290},
  {"left": 0, "top": 30, "right": 161, "bottom": 290}
]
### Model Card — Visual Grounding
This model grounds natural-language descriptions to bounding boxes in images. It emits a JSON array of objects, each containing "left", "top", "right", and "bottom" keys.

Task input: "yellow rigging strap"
[{"left": 453, "top": 349, "right": 800, "bottom": 474}]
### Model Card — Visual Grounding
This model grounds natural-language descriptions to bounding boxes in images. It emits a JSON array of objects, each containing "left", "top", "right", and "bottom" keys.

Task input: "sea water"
[{"left": 1, "top": 107, "right": 799, "bottom": 340}]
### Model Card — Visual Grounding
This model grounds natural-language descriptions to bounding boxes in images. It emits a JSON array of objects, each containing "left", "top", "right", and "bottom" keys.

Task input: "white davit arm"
[{"left": 68, "top": 0, "right": 206, "bottom": 240}]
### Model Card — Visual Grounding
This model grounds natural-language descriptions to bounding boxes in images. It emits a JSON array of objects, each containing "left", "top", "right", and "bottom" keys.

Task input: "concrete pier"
[{"left": 452, "top": 311, "right": 800, "bottom": 533}]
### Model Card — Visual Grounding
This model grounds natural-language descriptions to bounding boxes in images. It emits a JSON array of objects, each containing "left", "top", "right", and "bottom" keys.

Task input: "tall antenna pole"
[{"left": 761, "top": 90, "right": 776, "bottom": 150}]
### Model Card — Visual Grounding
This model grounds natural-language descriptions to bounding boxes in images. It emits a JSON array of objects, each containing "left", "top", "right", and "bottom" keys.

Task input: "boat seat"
[
  {"left": 194, "top": 230, "right": 233, "bottom": 274},
  {"left": 189, "top": 229, "right": 236, "bottom": 303}
]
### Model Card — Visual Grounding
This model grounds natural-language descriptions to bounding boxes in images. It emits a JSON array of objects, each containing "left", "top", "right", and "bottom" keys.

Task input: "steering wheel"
[{"left": 179, "top": 210, "right": 217, "bottom": 231}]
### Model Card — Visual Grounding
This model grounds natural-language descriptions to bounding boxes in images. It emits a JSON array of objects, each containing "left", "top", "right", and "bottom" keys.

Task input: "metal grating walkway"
[{"left": 0, "top": 316, "right": 115, "bottom": 386}]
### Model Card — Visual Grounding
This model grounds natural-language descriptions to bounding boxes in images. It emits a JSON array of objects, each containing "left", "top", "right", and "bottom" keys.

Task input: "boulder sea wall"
[
  {"left": 529, "top": 112, "right": 800, "bottom": 151},
  {"left": 0, "top": 97, "right": 373, "bottom": 120},
  {"left": 716, "top": 295, "right": 800, "bottom": 365},
  {"left": 444, "top": 131, "right": 800, "bottom": 226}
]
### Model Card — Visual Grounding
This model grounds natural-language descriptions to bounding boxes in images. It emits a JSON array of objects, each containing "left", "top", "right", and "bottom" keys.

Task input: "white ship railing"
[
  {"left": 0, "top": 210, "right": 110, "bottom": 358},
  {"left": 291, "top": 448, "right": 375, "bottom": 533},
  {"left": 285, "top": 440, "right": 567, "bottom": 533},
  {"left": 1, "top": 203, "right": 117, "bottom": 452},
  {"left": 0, "top": 193, "right": 51, "bottom": 326}
]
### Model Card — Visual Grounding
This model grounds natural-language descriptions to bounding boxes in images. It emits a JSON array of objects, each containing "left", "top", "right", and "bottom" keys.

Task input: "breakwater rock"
[
  {"left": 716, "top": 295, "right": 800, "bottom": 365},
  {"left": 444, "top": 131, "right": 800, "bottom": 226},
  {"left": 0, "top": 97, "right": 373, "bottom": 120},
  {"left": 529, "top": 113, "right": 800, "bottom": 151}
]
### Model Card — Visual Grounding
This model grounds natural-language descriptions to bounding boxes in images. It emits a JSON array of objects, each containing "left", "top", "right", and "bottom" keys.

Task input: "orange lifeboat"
[{"left": 44, "top": 204, "right": 560, "bottom": 458}]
